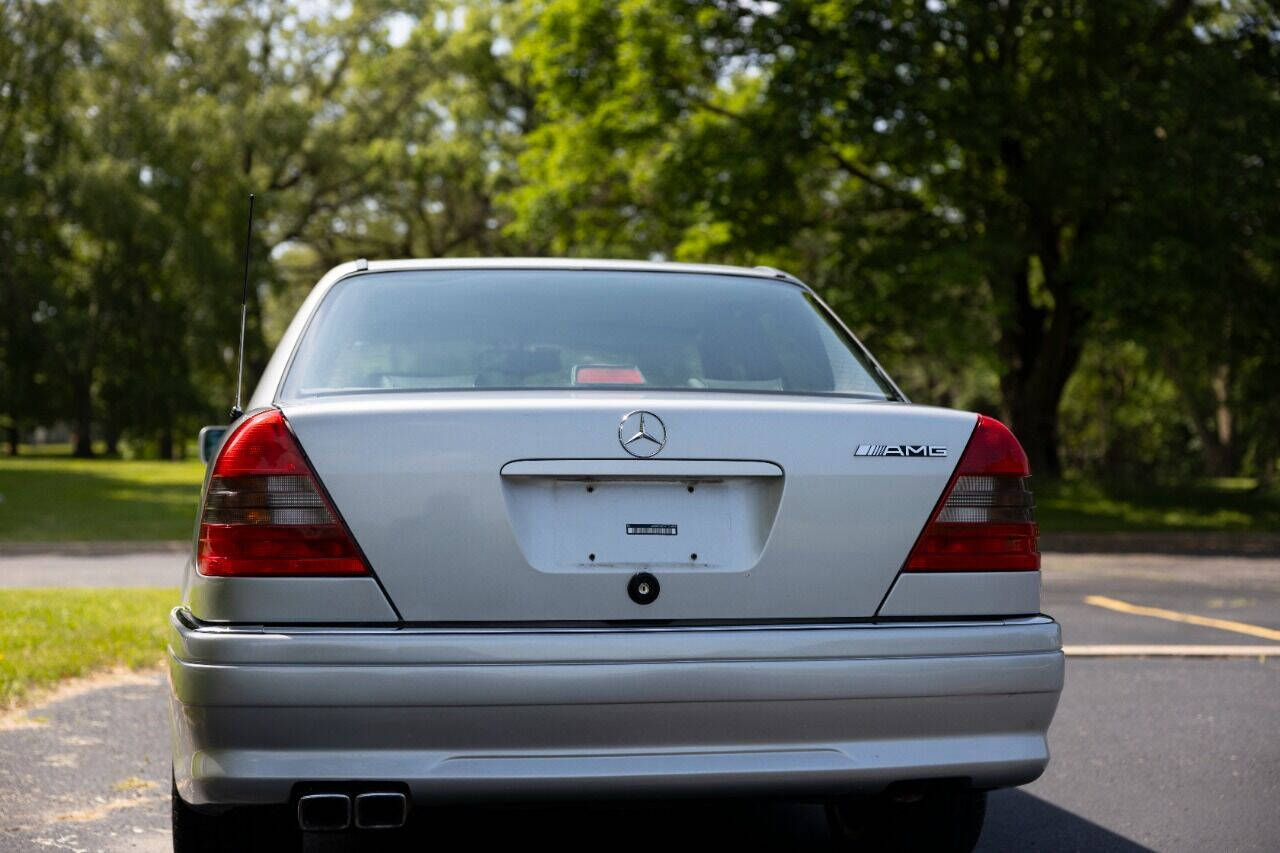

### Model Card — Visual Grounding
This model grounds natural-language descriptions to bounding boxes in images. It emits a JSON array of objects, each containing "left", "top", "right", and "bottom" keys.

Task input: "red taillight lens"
[
  {"left": 904, "top": 415, "right": 1039, "bottom": 572},
  {"left": 197, "top": 409, "right": 368, "bottom": 576}
]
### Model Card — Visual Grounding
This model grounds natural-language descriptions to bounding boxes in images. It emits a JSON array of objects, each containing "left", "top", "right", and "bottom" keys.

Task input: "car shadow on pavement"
[
  {"left": 298, "top": 790, "right": 1153, "bottom": 852},
  {"left": 304, "top": 799, "right": 830, "bottom": 850},
  {"left": 981, "top": 789, "right": 1154, "bottom": 852}
]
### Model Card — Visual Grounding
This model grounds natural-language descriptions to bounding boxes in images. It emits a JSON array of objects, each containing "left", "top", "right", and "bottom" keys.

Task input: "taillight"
[
  {"left": 904, "top": 415, "right": 1039, "bottom": 572},
  {"left": 197, "top": 409, "right": 369, "bottom": 576}
]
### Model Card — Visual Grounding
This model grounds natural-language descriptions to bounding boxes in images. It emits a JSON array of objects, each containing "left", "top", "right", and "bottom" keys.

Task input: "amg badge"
[{"left": 855, "top": 444, "right": 948, "bottom": 458}]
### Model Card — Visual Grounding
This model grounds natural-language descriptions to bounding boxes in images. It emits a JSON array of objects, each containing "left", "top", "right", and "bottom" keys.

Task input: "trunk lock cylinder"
[{"left": 628, "top": 572, "right": 660, "bottom": 605}]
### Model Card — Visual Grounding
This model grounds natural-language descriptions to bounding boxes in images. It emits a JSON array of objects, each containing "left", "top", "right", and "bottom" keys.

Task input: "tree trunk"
[
  {"left": 1163, "top": 356, "right": 1237, "bottom": 478},
  {"left": 72, "top": 375, "right": 94, "bottom": 458},
  {"left": 1257, "top": 455, "right": 1276, "bottom": 490},
  {"left": 1205, "top": 363, "right": 1235, "bottom": 477},
  {"left": 1201, "top": 438, "right": 1234, "bottom": 479},
  {"left": 5, "top": 426, "right": 17, "bottom": 456},
  {"left": 996, "top": 264, "right": 1088, "bottom": 479},
  {"left": 104, "top": 424, "right": 121, "bottom": 457},
  {"left": 1007, "top": 373, "right": 1075, "bottom": 478},
  {"left": 159, "top": 426, "right": 174, "bottom": 461}
]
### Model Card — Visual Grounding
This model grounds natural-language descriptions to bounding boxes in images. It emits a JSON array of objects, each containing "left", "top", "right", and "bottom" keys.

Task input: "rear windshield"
[{"left": 280, "top": 269, "right": 896, "bottom": 400}]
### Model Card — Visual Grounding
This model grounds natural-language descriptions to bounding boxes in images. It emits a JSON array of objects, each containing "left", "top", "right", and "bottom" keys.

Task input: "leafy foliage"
[
  {"left": 510, "top": 0, "right": 1280, "bottom": 478},
  {"left": 0, "top": 0, "right": 1277, "bottom": 484}
]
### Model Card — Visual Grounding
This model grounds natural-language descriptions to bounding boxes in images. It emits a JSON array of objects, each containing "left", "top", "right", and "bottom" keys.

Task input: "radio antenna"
[{"left": 230, "top": 193, "right": 255, "bottom": 422}]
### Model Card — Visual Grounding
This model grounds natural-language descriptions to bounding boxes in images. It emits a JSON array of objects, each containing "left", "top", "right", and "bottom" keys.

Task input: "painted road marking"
[
  {"left": 1065, "top": 645, "right": 1277, "bottom": 658},
  {"left": 1084, "top": 594, "right": 1280, "bottom": 642}
]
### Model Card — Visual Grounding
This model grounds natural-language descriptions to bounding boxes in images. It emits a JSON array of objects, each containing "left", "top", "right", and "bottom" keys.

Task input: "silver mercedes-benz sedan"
[{"left": 169, "top": 259, "right": 1062, "bottom": 851}]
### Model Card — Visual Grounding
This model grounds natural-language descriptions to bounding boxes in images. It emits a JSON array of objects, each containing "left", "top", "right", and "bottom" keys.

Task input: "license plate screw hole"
[
  {"left": 687, "top": 485, "right": 694, "bottom": 493},
  {"left": 690, "top": 553, "right": 698, "bottom": 561},
  {"left": 586, "top": 485, "right": 594, "bottom": 493},
  {"left": 588, "top": 553, "right": 595, "bottom": 561}
]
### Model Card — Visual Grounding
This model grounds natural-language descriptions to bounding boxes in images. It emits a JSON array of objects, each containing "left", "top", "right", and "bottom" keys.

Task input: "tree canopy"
[{"left": 1, "top": 0, "right": 1277, "bottom": 484}]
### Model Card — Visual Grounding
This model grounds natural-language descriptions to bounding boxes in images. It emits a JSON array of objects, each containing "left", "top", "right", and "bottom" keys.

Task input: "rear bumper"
[{"left": 168, "top": 610, "right": 1064, "bottom": 806}]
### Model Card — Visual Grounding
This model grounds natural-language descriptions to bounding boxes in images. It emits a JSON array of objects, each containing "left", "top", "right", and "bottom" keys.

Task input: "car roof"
[{"left": 360, "top": 257, "right": 801, "bottom": 284}]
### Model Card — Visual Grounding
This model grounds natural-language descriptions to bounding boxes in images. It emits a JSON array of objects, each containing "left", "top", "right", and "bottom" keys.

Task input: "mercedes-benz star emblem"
[{"left": 618, "top": 411, "right": 666, "bottom": 458}]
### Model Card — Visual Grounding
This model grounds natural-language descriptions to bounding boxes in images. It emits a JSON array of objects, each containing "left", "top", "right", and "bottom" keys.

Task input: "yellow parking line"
[{"left": 1084, "top": 594, "right": 1280, "bottom": 642}]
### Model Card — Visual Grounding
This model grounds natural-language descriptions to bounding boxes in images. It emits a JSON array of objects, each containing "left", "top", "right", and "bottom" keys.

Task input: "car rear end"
[{"left": 168, "top": 261, "right": 1062, "bottom": 847}]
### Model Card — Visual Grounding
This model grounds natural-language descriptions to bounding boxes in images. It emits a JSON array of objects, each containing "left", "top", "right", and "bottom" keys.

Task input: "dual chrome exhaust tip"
[{"left": 296, "top": 791, "right": 408, "bottom": 831}]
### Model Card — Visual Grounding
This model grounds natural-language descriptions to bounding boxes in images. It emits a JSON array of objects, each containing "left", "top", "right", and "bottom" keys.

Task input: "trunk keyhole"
[{"left": 627, "top": 572, "right": 659, "bottom": 605}]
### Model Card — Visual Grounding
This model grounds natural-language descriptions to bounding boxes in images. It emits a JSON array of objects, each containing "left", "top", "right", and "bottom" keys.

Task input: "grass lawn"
[
  {"left": 0, "top": 587, "right": 178, "bottom": 707},
  {"left": 1036, "top": 478, "right": 1280, "bottom": 533},
  {"left": 0, "top": 448, "right": 204, "bottom": 541},
  {"left": 1, "top": 445, "right": 1276, "bottom": 541}
]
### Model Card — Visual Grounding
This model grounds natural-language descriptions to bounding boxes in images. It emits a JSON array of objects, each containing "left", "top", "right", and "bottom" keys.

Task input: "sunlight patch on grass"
[
  {"left": 0, "top": 588, "right": 177, "bottom": 707},
  {"left": 1036, "top": 479, "right": 1280, "bottom": 533},
  {"left": 0, "top": 454, "right": 204, "bottom": 541}
]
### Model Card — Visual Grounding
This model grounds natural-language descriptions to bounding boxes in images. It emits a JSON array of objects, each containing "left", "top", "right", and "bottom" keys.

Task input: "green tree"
[
  {"left": 0, "top": 0, "right": 83, "bottom": 454},
  {"left": 278, "top": 2, "right": 537, "bottom": 274},
  {"left": 4, "top": 0, "right": 1276, "bottom": 484},
  {"left": 508, "top": 0, "right": 1280, "bottom": 477},
  {"left": 1103, "top": 4, "right": 1280, "bottom": 481}
]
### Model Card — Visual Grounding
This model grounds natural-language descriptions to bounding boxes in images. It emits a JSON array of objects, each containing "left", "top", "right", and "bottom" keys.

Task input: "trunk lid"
[{"left": 284, "top": 392, "right": 974, "bottom": 622}]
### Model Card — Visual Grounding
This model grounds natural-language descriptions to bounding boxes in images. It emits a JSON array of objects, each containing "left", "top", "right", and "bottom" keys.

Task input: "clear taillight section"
[
  {"left": 197, "top": 409, "right": 368, "bottom": 576},
  {"left": 935, "top": 476, "right": 1035, "bottom": 524},
  {"left": 203, "top": 475, "right": 332, "bottom": 526},
  {"left": 904, "top": 415, "right": 1040, "bottom": 572}
]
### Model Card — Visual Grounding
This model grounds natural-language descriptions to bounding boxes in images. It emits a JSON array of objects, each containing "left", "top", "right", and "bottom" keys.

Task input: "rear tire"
[
  {"left": 826, "top": 787, "right": 987, "bottom": 852},
  {"left": 172, "top": 777, "right": 300, "bottom": 852}
]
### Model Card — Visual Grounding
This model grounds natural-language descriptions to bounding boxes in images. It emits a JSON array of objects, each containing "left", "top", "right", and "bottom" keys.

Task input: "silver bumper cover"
[{"left": 168, "top": 610, "right": 1064, "bottom": 805}]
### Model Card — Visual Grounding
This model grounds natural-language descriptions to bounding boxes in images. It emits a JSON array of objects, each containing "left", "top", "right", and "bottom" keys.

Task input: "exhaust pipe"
[
  {"left": 297, "top": 793, "right": 351, "bottom": 831},
  {"left": 354, "top": 792, "right": 409, "bottom": 829}
]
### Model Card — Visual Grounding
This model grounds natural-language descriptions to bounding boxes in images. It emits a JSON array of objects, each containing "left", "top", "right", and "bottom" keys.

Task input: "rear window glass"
[{"left": 280, "top": 269, "right": 896, "bottom": 400}]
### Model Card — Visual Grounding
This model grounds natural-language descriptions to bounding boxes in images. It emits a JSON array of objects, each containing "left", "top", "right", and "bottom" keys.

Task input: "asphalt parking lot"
[{"left": 2, "top": 551, "right": 1278, "bottom": 852}]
